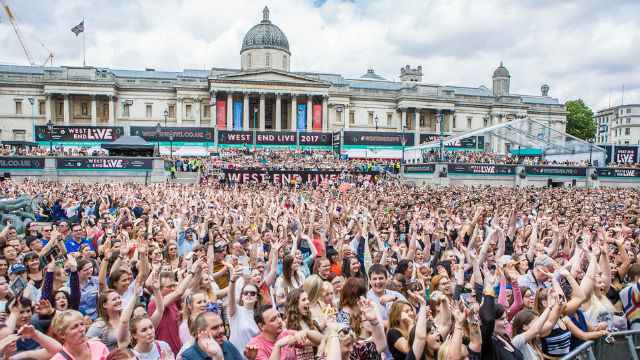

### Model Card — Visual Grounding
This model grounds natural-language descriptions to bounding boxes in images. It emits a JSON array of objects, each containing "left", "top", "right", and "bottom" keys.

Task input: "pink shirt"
[
  {"left": 50, "top": 341, "right": 109, "bottom": 360},
  {"left": 246, "top": 330, "right": 298, "bottom": 360}
]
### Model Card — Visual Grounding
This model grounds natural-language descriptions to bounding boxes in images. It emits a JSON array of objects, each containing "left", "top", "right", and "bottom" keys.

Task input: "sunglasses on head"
[
  {"left": 338, "top": 325, "right": 354, "bottom": 336},
  {"left": 242, "top": 290, "right": 257, "bottom": 296}
]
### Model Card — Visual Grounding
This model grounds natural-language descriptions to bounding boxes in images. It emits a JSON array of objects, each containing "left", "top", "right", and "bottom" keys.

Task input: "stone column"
[
  {"left": 259, "top": 93, "right": 265, "bottom": 131},
  {"left": 226, "top": 92, "right": 233, "bottom": 130},
  {"left": 45, "top": 94, "right": 51, "bottom": 124},
  {"left": 400, "top": 108, "right": 406, "bottom": 131},
  {"left": 290, "top": 94, "right": 297, "bottom": 131},
  {"left": 344, "top": 105, "right": 350, "bottom": 130},
  {"left": 109, "top": 96, "right": 115, "bottom": 125},
  {"left": 306, "top": 96, "right": 313, "bottom": 132},
  {"left": 490, "top": 114, "right": 498, "bottom": 153},
  {"left": 414, "top": 108, "right": 420, "bottom": 146},
  {"left": 176, "top": 97, "right": 184, "bottom": 125},
  {"left": 195, "top": 96, "right": 201, "bottom": 126},
  {"left": 322, "top": 96, "right": 328, "bottom": 132},
  {"left": 90, "top": 95, "right": 97, "bottom": 126},
  {"left": 275, "top": 93, "right": 282, "bottom": 131},
  {"left": 63, "top": 94, "right": 70, "bottom": 125},
  {"left": 242, "top": 92, "right": 249, "bottom": 130}
]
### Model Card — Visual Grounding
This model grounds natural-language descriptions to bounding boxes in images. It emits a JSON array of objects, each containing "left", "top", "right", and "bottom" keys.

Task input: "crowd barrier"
[
  {"left": 402, "top": 163, "right": 640, "bottom": 187},
  {"left": 560, "top": 329, "right": 640, "bottom": 360}
]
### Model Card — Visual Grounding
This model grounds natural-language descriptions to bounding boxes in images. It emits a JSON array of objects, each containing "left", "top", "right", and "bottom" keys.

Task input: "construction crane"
[{"left": 1, "top": 0, "right": 53, "bottom": 67}]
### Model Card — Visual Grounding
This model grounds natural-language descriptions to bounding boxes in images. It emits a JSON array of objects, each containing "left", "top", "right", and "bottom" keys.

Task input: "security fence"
[{"left": 560, "top": 330, "right": 640, "bottom": 360}]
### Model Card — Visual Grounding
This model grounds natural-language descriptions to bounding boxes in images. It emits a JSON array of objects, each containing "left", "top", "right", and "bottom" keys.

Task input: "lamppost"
[
  {"left": 297, "top": 108, "right": 303, "bottom": 149},
  {"left": 28, "top": 98, "right": 35, "bottom": 133},
  {"left": 437, "top": 113, "right": 444, "bottom": 162},
  {"left": 169, "top": 132, "right": 174, "bottom": 160},
  {"left": 155, "top": 122, "right": 161, "bottom": 157},
  {"left": 589, "top": 138, "right": 594, "bottom": 165},
  {"left": 46, "top": 119, "right": 53, "bottom": 155},
  {"left": 401, "top": 125, "right": 407, "bottom": 164},
  {"left": 164, "top": 109, "right": 169, "bottom": 127},
  {"left": 374, "top": 115, "right": 379, "bottom": 132},
  {"left": 253, "top": 106, "right": 258, "bottom": 129}
]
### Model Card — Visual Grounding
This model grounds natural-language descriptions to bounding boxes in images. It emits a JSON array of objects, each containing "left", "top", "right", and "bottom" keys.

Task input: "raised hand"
[
  {"left": 34, "top": 299, "right": 54, "bottom": 316},
  {"left": 244, "top": 344, "right": 259, "bottom": 360}
]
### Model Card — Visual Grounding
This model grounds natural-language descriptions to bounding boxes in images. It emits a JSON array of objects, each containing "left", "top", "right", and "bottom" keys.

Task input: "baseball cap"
[
  {"left": 214, "top": 241, "right": 228, "bottom": 251},
  {"left": 237, "top": 236, "right": 248, "bottom": 244},
  {"left": 499, "top": 255, "right": 518, "bottom": 266},
  {"left": 9, "top": 263, "right": 27, "bottom": 275}
]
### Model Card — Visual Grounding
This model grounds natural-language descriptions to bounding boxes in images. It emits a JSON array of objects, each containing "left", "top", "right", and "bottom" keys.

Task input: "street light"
[
  {"left": 164, "top": 110, "right": 169, "bottom": 127},
  {"left": 253, "top": 106, "right": 258, "bottom": 129},
  {"left": 374, "top": 115, "right": 379, "bottom": 132},
  {"left": 169, "top": 132, "right": 174, "bottom": 160},
  {"left": 46, "top": 119, "right": 53, "bottom": 155},
  {"left": 588, "top": 138, "right": 594, "bottom": 165},
  {"left": 155, "top": 122, "right": 161, "bottom": 157},
  {"left": 401, "top": 125, "right": 407, "bottom": 164}
]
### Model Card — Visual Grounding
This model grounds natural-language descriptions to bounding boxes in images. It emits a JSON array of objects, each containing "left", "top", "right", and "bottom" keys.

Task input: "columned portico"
[
  {"left": 109, "top": 96, "right": 115, "bottom": 125},
  {"left": 90, "top": 95, "right": 97, "bottom": 126},
  {"left": 227, "top": 93, "right": 233, "bottom": 129},
  {"left": 195, "top": 97, "right": 202, "bottom": 126},
  {"left": 63, "top": 94, "right": 70, "bottom": 125},
  {"left": 242, "top": 93, "right": 249, "bottom": 130},
  {"left": 275, "top": 93, "right": 282, "bottom": 131},
  {"left": 322, "top": 96, "right": 328, "bottom": 132},
  {"left": 400, "top": 108, "right": 406, "bottom": 131},
  {"left": 306, "top": 96, "right": 313, "bottom": 132},
  {"left": 259, "top": 93, "right": 266, "bottom": 131},
  {"left": 176, "top": 97, "right": 183, "bottom": 125},
  {"left": 290, "top": 94, "right": 297, "bottom": 131},
  {"left": 414, "top": 108, "right": 420, "bottom": 146}
]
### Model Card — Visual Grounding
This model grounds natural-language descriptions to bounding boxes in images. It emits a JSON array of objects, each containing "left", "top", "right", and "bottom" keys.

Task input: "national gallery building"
[{"left": 0, "top": 7, "right": 566, "bottom": 154}]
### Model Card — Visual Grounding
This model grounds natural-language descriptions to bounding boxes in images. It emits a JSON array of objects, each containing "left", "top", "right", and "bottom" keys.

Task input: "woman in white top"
[
  {"left": 273, "top": 254, "right": 305, "bottom": 313},
  {"left": 228, "top": 264, "right": 261, "bottom": 353}
]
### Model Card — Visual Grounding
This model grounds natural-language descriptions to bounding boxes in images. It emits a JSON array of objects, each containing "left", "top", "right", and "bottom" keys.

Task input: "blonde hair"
[
  {"left": 303, "top": 275, "right": 324, "bottom": 305},
  {"left": 51, "top": 310, "right": 84, "bottom": 337},
  {"left": 316, "top": 323, "right": 356, "bottom": 356},
  {"left": 437, "top": 337, "right": 469, "bottom": 360}
]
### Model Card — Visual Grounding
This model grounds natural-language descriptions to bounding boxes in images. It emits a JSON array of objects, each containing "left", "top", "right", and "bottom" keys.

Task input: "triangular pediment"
[{"left": 214, "top": 70, "right": 330, "bottom": 86}]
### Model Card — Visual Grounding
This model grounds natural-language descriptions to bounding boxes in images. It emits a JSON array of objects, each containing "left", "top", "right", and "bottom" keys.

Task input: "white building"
[
  {"left": 594, "top": 104, "right": 640, "bottom": 146},
  {"left": 0, "top": 7, "right": 565, "bottom": 152}
]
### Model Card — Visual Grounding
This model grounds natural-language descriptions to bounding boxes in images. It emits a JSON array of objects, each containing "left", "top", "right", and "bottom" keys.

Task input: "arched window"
[
  {"left": 282, "top": 55, "right": 287, "bottom": 69},
  {"left": 266, "top": 53, "right": 271, "bottom": 67},
  {"left": 247, "top": 53, "right": 252, "bottom": 68}
]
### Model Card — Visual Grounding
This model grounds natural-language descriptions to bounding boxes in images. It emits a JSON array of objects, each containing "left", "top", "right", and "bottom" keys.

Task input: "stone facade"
[
  {"left": 594, "top": 104, "right": 640, "bottom": 146},
  {"left": 0, "top": 8, "right": 566, "bottom": 152}
]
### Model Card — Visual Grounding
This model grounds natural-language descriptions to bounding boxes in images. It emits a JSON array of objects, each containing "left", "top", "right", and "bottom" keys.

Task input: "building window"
[
  {"left": 39, "top": 101, "right": 45, "bottom": 115},
  {"left": 168, "top": 105, "right": 175, "bottom": 118},
  {"left": 123, "top": 104, "right": 130, "bottom": 117},
  {"left": 467, "top": 117, "right": 472, "bottom": 129},
  {"left": 483, "top": 117, "right": 488, "bottom": 127},
  {"left": 81, "top": 103, "right": 88, "bottom": 116},
  {"left": 368, "top": 112, "right": 373, "bottom": 125},
  {"left": 13, "top": 130, "right": 25, "bottom": 141},
  {"left": 282, "top": 56, "right": 287, "bottom": 69},
  {"left": 247, "top": 53, "right": 252, "bottom": 67},
  {"left": 58, "top": 102, "right": 63, "bottom": 116},
  {"left": 146, "top": 105, "right": 152, "bottom": 118},
  {"left": 387, "top": 113, "right": 392, "bottom": 125},
  {"left": 203, "top": 105, "right": 210, "bottom": 118},
  {"left": 349, "top": 111, "right": 355, "bottom": 124},
  {"left": 625, "top": 141, "right": 630, "bottom": 144},
  {"left": 265, "top": 53, "right": 271, "bottom": 68},
  {"left": 627, "top": 108, "right": 632, "bottom": 113},
  {"left": 627, "top": 118, "right": 631, "bottom": 124},
  {"left": 452, "top": 116, "right": 457, "bottom": 129},
  {"left": 185, "top": 104, "right": 192, "bottom": 117},
  {"left": 15, "top": 101, "right": 22, "bottom": 115},
  {"left": 626, "top": 128, "right": 631, "bottom": 135},
  {"left": 102, "top": 104, "right": 108, "bottom": 117}
]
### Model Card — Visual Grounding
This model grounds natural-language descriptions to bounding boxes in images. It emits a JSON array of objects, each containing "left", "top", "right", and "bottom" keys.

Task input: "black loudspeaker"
[
  {"left": 547, "top": 179, "right": 553, "bottom": 187},
  {"left": 591, "top": 173, "right": 598, "bottom": 180},
  {"left": 3, "top": 173, "right": 9, "bottom": 178},
  {"left": 518, "top": 170, "right": 526, "bottom": 179},
  {"left": 572, "top": 179, "right": 577, "bottom": 187}
]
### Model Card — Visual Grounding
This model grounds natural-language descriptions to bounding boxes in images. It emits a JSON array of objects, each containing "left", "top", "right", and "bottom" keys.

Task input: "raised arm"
[
  {"left": 410, "top": 290, "right": 429, "bottom": 359},
  {"left": 117, "top": 276, "right": 144, "bottom": 348},
  {"left": 227, "top": 265, "right": 242, "bottom": 318}
]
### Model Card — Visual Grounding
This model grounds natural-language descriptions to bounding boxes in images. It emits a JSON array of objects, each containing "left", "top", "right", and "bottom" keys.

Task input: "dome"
[
  {"left": 241, "top": 7, "right": 290, "bottom": 55},
  {"left": 493, "top": 61, "right": 510, "bottom": 77},
  {"left": 360, "top": 68, "right": 386, "bottom": 80}
]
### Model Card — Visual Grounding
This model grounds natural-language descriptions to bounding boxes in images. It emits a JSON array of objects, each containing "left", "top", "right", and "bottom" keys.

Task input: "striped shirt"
[
  {"left": 620, "top": 281, "right": 640, "bottom": 330},
  {"left": 540, "top": 322, "right": 571, "bottom": 357}
]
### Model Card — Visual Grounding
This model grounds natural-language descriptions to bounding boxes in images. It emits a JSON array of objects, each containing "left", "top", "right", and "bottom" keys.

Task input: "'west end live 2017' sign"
[{"left": 56, "top": 157, "right": 152, "bottom": 171}]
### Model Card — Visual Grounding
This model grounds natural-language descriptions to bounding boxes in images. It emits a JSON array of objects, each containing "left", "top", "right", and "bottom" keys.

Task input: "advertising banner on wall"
[
  {"left": 602, "top": 145, "right": 639, "bottom": 165},
  {"left": 233, "top": 103, "right": 243, "bottom": 130},
  {"left": 130, "top": 126, "right": 214, "bottom": 146},
  {"left": 0, "top": 157, "right": 45, "bottom": 170},
  {"left": 447, "top": 163, "right": 516, "bottom": 175},
  {"left": 218, "top": 131, "right": 253, "bottom": 147},
  {"left": 35, "top": 126, "right": 124, "bottom": 145},
  {"left": 596, "top": 167, "right": 640, "bottom": 178},
  {"left": 404, "top": 164, "right": 436, "bottom": 174},
  {"left": 300, "top": 132, "right": 332, "bottom": 148},
  {"left": 221, "top": 169, "right": 379, "bottom": 184},
  {"left": 312, "top": 104, "right": 322, "bottom": 131},
  {"left": 419, "top": 134, "right": 485, "bottom": 149},
  {"left": 297, "top": 105, "right": 306, "bottom": 131},
  {"left": 332, "top": 132, "right": 341, "bottom": 155},
  {"left": 56, "top": 157, "right": 153, "bottom": 171},
  {"left": 255, "top": 132, "right": 297, "bottom": 147},
  {"left": 343, "top": 131, "right": 415, "bottom": 149},
  {"left": 217, "top": 101, "right": 226, "bottom": 129},
  {"left": 525, "top": 165, "right": 587, "bottom": 177}
]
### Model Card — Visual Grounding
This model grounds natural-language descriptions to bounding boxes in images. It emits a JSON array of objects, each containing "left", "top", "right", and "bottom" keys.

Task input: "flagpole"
[{"left": 82, "top": 18, "right": 86, "bottom": 66}]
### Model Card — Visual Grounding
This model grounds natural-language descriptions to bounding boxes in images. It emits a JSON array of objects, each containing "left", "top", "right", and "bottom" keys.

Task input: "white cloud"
[{"left": 1, "top": 0, "right": 638, "bottom": 110}]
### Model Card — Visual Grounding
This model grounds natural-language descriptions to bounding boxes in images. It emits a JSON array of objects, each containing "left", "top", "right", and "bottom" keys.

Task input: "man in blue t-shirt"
[
  {"left": 181, "top": 311, "right": 244, "bottom": 360},
  {"left": 64, "top": 224, "right": 94, "bottom": 254}
]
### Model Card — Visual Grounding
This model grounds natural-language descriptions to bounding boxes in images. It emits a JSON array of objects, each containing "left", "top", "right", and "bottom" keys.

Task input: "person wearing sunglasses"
[
  {"left": 177, "top": 207, "right": 198, "bottom": 257},
  {"left": 228, "top": 264, "right": 261, "bottom": 354}
]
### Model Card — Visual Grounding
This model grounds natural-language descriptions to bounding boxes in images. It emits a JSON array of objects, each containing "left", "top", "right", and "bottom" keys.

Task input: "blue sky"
[{"left": 1, "top": 0, "right": 638, "bottom": 110}]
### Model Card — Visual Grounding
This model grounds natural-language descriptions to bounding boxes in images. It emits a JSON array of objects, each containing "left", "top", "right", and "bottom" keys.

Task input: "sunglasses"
[
  {"left": 242, "top": 290, "right": 257, "bottom": 296},
  {"left": 338, "top": 325, "right": 354, "bottom": 336}
]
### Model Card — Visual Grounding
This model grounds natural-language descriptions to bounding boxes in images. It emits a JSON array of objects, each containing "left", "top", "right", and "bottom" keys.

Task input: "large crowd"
[{"left": 0, "top": 177, "right": 637, "bottom": 360}]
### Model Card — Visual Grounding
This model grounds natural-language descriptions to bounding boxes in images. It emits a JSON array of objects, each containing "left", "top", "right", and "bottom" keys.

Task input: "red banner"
[
  {"left": 217, "top": 101, "right": 226, "bottom": 129},
  {"left": 313, "top": 104, "right": 322, "bottom": 130}
]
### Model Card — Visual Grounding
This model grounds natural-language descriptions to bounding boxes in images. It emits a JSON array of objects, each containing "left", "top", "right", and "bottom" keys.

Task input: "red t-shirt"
[
  {"left": 148, "top": 297, "right": 182, "bottom": 355},
  {"left": 247, "top": 330, "right": 298, "bottom": 360}
]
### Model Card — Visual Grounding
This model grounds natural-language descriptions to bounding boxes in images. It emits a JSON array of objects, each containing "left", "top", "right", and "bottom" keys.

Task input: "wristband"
[
  {"left": 187, "top": 271, "right": 194, "bottom": 275},
  {"left": 484, "top": 290, "right": 495, "bottom": 296}
]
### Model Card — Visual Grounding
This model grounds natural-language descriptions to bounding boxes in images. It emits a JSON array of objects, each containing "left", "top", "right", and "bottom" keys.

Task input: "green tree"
[{"left": 565, "top": 99, "right": 596, "bottom": 140}]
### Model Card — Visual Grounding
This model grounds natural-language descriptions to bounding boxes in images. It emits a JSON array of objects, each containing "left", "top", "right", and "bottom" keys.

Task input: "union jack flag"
[{"left": 71, "top": 21, "right": 84, "bottom": 36}]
